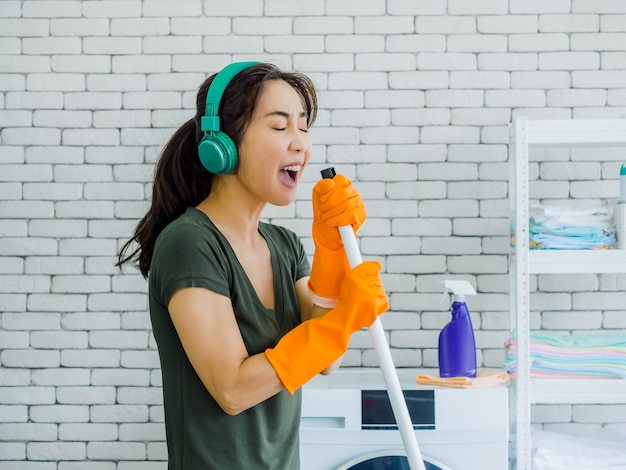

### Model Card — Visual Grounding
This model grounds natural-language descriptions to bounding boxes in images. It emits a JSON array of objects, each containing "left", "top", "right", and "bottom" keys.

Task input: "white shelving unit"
[{"left": 509, "top": 117, "right": 626, "bottom": 470}]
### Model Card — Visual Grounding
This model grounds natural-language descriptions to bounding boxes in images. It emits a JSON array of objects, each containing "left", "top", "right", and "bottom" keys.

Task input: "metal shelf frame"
[{"left": 509, "top": 117, "right": 626, "bottom": 470}]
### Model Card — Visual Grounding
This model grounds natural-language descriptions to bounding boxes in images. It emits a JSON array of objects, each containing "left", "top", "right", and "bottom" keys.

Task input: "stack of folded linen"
[
  {"left": 504, "top": 332, "right": 626, "bottom": 379},
  {"left": 529, "top": 201, "right": 616, "bottom": 249},
  {"left": 532, "top": 428, "right": 626, "bottom": 470}
]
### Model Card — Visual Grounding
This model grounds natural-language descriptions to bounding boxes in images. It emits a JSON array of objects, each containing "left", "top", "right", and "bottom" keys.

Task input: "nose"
[{"left": 289, "top": 128, "right": 309, "bottom": 153}]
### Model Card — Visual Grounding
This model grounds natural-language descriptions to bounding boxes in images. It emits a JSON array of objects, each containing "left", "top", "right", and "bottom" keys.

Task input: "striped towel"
[{"left": 504, "top": 333, "right": 626, "bottom": 379}]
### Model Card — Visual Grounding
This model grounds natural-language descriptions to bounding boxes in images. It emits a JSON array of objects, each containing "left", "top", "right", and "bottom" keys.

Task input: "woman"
[{"left": 117, "top": 62, "right": 388, "bottom": 469}]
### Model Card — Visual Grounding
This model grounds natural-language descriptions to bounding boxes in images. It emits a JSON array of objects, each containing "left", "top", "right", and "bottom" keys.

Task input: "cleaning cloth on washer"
[
  {"left": 416, "top": 369, "right": 510, "bottom": 388},
  {"left": 532, "top": 428, "right": 626, "bottom": 469}
]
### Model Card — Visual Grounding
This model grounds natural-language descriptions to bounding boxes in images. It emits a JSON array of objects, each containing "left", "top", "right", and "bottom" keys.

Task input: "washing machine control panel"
[{"left": 361, "top": 390, "right": 435, "bottom": 430}]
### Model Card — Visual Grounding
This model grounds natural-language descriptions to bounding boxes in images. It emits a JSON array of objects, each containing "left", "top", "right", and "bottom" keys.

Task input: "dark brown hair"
[{"left": 117, "top": 63, "right": 318, "bottom": 277}]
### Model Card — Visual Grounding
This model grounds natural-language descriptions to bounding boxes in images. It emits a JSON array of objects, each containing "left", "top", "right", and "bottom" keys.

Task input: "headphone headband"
[{"left": 201, "top": 61, "right": 260, "bottom": 132}]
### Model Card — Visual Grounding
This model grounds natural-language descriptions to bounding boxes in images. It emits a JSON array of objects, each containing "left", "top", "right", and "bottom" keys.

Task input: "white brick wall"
[{"left": 1, "top": 0, "right": 626, "bottom": 466}]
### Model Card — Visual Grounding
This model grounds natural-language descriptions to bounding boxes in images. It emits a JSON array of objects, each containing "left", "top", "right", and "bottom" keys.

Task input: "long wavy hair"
[{"left": 117, "top": 63, "right": 318, "bottom": 277}]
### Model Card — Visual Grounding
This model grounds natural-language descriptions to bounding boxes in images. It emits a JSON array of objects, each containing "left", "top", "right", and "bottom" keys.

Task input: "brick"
[
  {"left": 540, "top": 51, "right": 601, "bottom": 71},
  {"left": 265, "top": 35, "right": 324, "bottom": 53},
  {"left": 0, "top": 219, "right": 26, "bottom": 237},
  {"left": 293, "top": 16, "right": 352, "bottom": 34},
  {"left": 478, "top": 15, "right": 539, "bottom": 33},
  {"left": 601, "top": 14, "right": 626, "bottom": 31},
  {"left": 24, "top": 183, "right": 83, "bottom": 201},
  {"left": 119, "top": 423, "right": 165, "bottom": 441},
  {"left": 539, "top": 13, "right": 599, "bottom": 32},
  {"left": 82, "top": 1, "right": 142, "bottom": 18},
  {"left": 121, "top": 310, "right": 152, "bottom": 330},
  {"left": 0, "top": 368, "right": 30, "bottom": 386},
  {"left": 30, "top": 405, "right": 89, "bottom": 423},
  {"left": 27, "top": 294, "right": 86, "bottom": 312},
  {"left": 0, "top": 238, "right": 57, "bottom": 256},
  {"left": 111, "top": 18, "right": 169, "bottom": 36},
  {"left": 54, "top": 201, "right": 115, "bottom": 219},
  {"left": 449, "top": 0, "right": 509, "bottom": 14},
  {"left": 87, "top": 292, "right": 147, "bottom": 312},
  {"left": 26, "top": 146, "right": 84, "bottom": 164},
  {"left": 27, "top": 442, "right": 86, "bottom": 461},
  {"left": 386, "top": 34, "right": 446, "bottom": 53},
  {"left": 87, "top": 441, "right": 147, "bottom": 460},
  {"left": 0, "top": 332, "right": 29, "bottom": 349},
  {"left": 393, "top": 218, "right": 451, "bottom": 236},
  {"left": 83, "top": 37, "right": 142, "bottom": 55},
  {"left": 112, "top": 55, "right": 171, "bottom": 74},
  {"left": 0, "top": 55, "right": 50, "bottom": 73},
  {"left": 0, "top": 110, "right": 31, "bottom": 127},
  {"left": 58, "top": 423, "right": 118, "bottom": 442},
  {"left": 326, "top": 35, "right": 384, "bottom": 53},
  {"left": 293, "top": 54, "right": 354, "bottom": 73},
  {"left": 417, "top": 15, "right": 476, "bottom": 34},
  {"left": 512, "top": 71, "right": 571, "bottom": 89},
  {"left": 573, "top": 70, "right": 626, "bottom": 88},
  {"left": 0, "top": 18, "right": 49, "bottom": 36},
  {"left": 204, "top": 0, "right": 262, "bottom": 17},
  {"left": 60, "top": 462, "right": 118, "bottom": 470},
  {"left": 61, "top": 349, "right": 120, "bottom": 368},
  {"left": 204, "top": 35, "right": 264, "bottom": 53},
  {"left": 23, "top": 37, "right": 82, "bottom": 55},
  {"left": 64, "top": 92, "right": 122, "bottom": 110},
  {"left": 112, "top": 164, "right": 154, "bottom": 183},
  {"left": 50, "top": 18, "right": 110, "bottom": 36},
  {"left": 0, "top": 423, "right": 57, "bottom": 441},
  {"left": 0, "top": 275, "right": 50, "bottom": 294},
  {"left": 0, "top": 442, "right": 26, "bottom": 459},
  {"left": 58, "top": 239, "right": 117, "bottom": 257},
  {"left": 57, "top": 387, "right": 116, "bottom": 406},
  {"left": 417, "top": 52, "right": 477, "bottom": 71},
  {"left": 0, "top": 387, "right": 56, "bottom": 405},
  {"left": 510, "top": 33, "right": 570, "bottom": 51},
  {"left": 94, "top": 110, "right": 151, "bottom": 129},
  {"left": 62, "top": 128, "right": 120, "bottom": 146},
  {"left": 357, "top": 16, "right": 415, "bottom": 34}
]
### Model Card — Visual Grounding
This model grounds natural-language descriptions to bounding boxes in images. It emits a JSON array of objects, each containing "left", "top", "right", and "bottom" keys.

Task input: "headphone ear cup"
[{"left": 198, "top": 131, "right": 238, "bottom": 175}]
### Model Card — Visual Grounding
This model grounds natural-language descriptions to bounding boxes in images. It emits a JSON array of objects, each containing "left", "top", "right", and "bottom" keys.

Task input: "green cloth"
[{"left": 149, "top": 208, "right": 310, "bottom": 469}]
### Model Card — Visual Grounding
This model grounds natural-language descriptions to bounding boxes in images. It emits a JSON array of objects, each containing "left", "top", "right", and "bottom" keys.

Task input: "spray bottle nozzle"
[{"left": 440, "top": 280, "right": 476, "bottom": 303}]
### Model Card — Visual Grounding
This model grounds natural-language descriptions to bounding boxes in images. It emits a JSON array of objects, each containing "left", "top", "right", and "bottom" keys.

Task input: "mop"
[{"left": 321, "top": 168, "right": 426, "bottom": 470}]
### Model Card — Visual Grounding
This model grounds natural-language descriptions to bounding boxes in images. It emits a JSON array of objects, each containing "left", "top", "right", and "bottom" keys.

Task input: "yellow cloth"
[{"left": 416, "top": 369, "right": 511, "bottom": 389}]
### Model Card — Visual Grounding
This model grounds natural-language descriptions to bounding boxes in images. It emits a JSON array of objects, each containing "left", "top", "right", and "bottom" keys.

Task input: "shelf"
[
  {"left": 528, "top": 249, "right": 626, "bottom": 274},
  {"left": 510, "top": 117, "right": 626, "bottom": 470},
  {"left": 527, "top": 119, "right": 626, "bottom": 147},
  {"left": 530, "top": 378, "right": 626, "bottom": 404}
]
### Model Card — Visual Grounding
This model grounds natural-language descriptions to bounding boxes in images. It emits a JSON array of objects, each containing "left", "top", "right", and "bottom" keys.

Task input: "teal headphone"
[{"left": 198, "top": 61, "right": 260, "bottom": 174}]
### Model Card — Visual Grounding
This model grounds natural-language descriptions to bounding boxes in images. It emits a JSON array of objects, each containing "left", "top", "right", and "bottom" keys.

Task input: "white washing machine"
[{"left": 300, "top": 368, "right": 509, "bottom": 470}]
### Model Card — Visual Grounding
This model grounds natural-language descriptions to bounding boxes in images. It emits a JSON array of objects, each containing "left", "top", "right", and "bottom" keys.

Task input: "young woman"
[{"left": 117, "top": 62, "right": 388, "bottom": 469}]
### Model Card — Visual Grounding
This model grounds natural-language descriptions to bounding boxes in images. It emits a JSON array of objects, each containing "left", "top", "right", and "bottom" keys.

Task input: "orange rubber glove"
[
  {"left": 309, "top": 174, "right": 366, "bottom": 308},
  {"left": 266, "top": 261, "right": 389, "bottom": 394}
]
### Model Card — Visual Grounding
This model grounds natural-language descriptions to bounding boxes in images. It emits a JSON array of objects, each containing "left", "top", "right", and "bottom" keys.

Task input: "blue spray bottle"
[{"left": 438, "top": 280, "right": 477, "bottom": 378}]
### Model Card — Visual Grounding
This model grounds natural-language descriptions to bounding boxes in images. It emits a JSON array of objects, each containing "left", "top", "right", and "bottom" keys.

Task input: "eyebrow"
[{"left": 264, "top": 110, "right": 309, "bottom": 120}]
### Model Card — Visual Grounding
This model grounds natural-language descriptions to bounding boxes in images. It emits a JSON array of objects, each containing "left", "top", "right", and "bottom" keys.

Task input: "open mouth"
[{"left": 281, "top": 165, "right": 300, "bottom": 183}]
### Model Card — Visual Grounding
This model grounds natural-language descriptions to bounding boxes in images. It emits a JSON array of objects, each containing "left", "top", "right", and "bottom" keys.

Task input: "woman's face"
[{"left": 237, "top": 79, "right": 312, "bottom": 207}]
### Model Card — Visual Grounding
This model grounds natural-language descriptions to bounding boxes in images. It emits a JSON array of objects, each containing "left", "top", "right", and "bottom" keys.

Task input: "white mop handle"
[{"left": 338, "top": 225, "right": 425, "bottom": 470}]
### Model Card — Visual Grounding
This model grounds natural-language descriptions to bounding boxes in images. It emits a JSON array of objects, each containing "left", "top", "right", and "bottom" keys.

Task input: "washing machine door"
[{"left": 337, "top": 450, "right": 452, "bottom": 470}]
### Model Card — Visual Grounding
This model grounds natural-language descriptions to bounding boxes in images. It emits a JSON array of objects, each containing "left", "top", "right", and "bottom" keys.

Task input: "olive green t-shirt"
[{"left": 149, "top": 208, "right": 310, "bottom": 469}]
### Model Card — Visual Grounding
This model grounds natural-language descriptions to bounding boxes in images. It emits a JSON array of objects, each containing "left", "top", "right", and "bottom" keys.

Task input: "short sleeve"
[{"left": 150, "top": 216, "right": 232, "bottom": 307}]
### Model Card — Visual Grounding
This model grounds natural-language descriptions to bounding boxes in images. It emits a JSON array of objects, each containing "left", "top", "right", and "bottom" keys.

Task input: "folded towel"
[
  {"left": 416, "top": 369, "right": 510, "bottom": 388},
  {"left": 529, "top": 201, "right": 616, "bottom": 249},
  {"left": 504, "top": 333, "right": 626, "bottom": 379}
]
